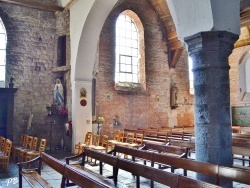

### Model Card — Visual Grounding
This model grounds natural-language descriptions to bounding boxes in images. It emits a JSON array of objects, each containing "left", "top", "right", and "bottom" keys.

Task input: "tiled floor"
[{"left": 0, "top": 151, "right": 250, "bottom": 188}]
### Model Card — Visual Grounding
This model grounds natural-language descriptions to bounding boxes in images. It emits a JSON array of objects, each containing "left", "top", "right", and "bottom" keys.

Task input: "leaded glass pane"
[{"left": 116, "top": 13, "right": 139, "bottom": 83}]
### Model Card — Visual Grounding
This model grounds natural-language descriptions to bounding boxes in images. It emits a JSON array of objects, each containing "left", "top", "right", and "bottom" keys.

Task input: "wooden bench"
[
  {"left": 168, "top": 139, "right": 196, "bottom": 157},
  {"left": 169, "top": 138, "right": 250, "bottom": 168},
  {"left": 18, "top": 152, "right": 116, "bottom": 188},
  {"left": 142, "top": 130, "right": 193, "bottom": 144},
  {"left": 166, "top": 131, "right": 193, "bottom": 142},
  {"left": 110, "top": 145, "right": 250, "bottom": 186},
  {"left": 141, "top": 142, "right": 188, "bottom": 164},
  {"left": 116, "top": 143, "right": 188, "bottom": 174},
  {"left": 18, "top": 152, "right": 63, "bottom": 188},
  {"left": 116, "top": 154, "right": 221, "bottom": 188},
  {"left": 65, "top": 148, "right": 118, "bottom": 187},
  {"left": 231, "top": 137, "right": 250, "bottom": 168},
  {"left": 67, "top": 148, "right": 221, "bottom": 188},
  {"left": 233, "top": 146, "right": 250, "bottom": 168}
]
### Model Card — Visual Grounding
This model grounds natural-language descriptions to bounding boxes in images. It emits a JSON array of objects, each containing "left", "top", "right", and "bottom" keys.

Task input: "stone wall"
[
  {"left": 96, "top": 0, "right": 194, "bottom": 137},
  {"left": 0, "top": 2, "right": 71, "bottom": 151}
]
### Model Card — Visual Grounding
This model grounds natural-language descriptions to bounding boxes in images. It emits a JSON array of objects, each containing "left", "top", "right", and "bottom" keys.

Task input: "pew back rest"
[
  {"left": 117, "top": 157, "right": 179, "bottom": 188},
  {"left": 233, "top": 146, "right": 250, "bottom": 156},
  {"left": 233, "top": 137, "right": 250, "bottom": 147},
  {"left": 63, "top": 165, "right": 113, "bottom": 188},
  {"left": 178, "top": 176, "right": 221, "bottom": 188},
  {"left": 41, "top": 152, "right": 65, "bottom": 174},
  {"left": 169, "top": 139, "right": 195, "bottom": 151},
  {"left": 84, "top": 148, "right": 117, "bottom": 166},
  {"left": 218, "top": 166, "right": 250, "bottom": 185},
  {"left": 153, "top": 153, "right": 219, "bottom": 178},
  {"left": 114, "top": 145, "right": 154, "bottom": 161},
  {"left": 145, "top": 142, "right": 188, "bottom": 156}
]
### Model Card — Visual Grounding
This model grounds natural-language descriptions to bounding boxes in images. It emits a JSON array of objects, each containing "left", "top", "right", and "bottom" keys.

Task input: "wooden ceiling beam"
[
  {"left": 234, "top": 39, "right": 250, "bottom": 48},
  {"left": 0, "top": 0, "right": 64, "bottom": 12},
  {"left": 241, "top": 8, "right": 250, "bottom": 26},
  {"left": 168, "top": 40, "right": 183, "bottom": 51},
  {"left": 64, "top": 0, "right": 77, "bottom": 10},
  {"left": 169, "top": 48, "right": 184, "bottom": 68}
]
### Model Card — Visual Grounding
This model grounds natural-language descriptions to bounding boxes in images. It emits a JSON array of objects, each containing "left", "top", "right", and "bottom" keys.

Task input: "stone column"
[{"left": 184, "top": 31, "right": 238, "bottom": 186}]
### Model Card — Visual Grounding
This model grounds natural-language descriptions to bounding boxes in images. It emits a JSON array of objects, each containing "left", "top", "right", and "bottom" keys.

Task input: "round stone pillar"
[{"left": 184, "top": 31, "right": 238, "bottom": 186}]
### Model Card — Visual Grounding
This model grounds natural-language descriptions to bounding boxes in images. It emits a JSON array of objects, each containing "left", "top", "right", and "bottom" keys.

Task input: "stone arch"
[
  {"left": 73, "top": 1, "right": 118, "bottom": 81},
  {"left": 70, "top": 0, "right": 118, "bottom": 151}
]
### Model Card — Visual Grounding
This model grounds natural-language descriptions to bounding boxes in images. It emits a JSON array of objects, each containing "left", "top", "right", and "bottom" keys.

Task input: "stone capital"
[{"left": 184, "top": 31, "right": 239, "bottom": 55}]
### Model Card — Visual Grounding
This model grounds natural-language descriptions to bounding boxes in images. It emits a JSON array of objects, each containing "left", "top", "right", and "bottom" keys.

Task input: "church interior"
[{"left": 1, "top": 0, "right": 250, "bottom": 187}]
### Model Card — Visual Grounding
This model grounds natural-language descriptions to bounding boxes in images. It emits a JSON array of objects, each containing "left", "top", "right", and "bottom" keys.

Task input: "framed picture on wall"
[{"left": 231, "top": 106, "right": 250, "bottom": 127}]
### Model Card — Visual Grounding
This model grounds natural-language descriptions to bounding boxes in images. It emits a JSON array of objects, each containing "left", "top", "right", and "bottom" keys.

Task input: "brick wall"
[
  {"left": 230, "top": 45, "right": 250, "bottom": 106},
  {"left": 96, "top": 0, "right": 194, "bottom": 137}
]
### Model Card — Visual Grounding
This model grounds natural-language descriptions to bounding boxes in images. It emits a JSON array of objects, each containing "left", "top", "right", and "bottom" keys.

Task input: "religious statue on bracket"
[
  {"left": 54, "top": 79, "right": 64, "bottom": 106},
  {"left": 170, "top": 82, "right": 178, "bottom": 109}
]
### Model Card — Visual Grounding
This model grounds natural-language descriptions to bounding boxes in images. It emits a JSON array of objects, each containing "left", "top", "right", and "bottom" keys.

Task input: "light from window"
[
  {"left": 0, "top": 18, "right": 6, "bottom": 88},
  {"left": 115, "top": 14, "right": 139, "bottom": 83},
  {"left": 188, "top": 57, "right": 194, "bottom": 95}
]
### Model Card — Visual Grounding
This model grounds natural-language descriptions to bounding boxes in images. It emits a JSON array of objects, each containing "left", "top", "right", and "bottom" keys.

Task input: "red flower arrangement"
[
  {"left": 46, "top": 102, "right": 68, "bottom": 116},
  {"left": 58, "top": 106, "right": 68, "bottom": 116}
]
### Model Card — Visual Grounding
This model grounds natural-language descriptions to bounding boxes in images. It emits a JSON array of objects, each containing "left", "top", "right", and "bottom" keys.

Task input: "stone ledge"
[
  {"left": 115, "top": 82, "right": 147, "bottom": 94},
  {"left": 52, "top": 65, "right": 71, "bottom": 73}
]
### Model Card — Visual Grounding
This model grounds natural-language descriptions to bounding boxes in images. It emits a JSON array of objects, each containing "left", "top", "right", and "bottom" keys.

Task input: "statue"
[
  {"left": 54, "top": 79, "right": 64, "bottom": 106},
  {"left": 9, "top": 76, "right": 14, "bottom": 88},
  {"left": 26, "top": 114, "right": 33, "bottom": 135}
]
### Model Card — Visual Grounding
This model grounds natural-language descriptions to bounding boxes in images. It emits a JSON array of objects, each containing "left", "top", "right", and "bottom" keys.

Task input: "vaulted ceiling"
[{"left": 1, "top": 0, "right": 250, "bottom": 68}]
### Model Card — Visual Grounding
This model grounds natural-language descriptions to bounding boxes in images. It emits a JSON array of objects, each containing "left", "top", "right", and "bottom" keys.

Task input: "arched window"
[
  {"left": 0, "top": 18, "right": 6, "bottom": 88},
  {"left": 188, "top": 57, "right": 194, "bottom": 95},
  {"left": 115, "top": 10, "right": 145, "bottom": 91},
  {"left": 239, "top": 52, "right": 250, "bottom": 101}
]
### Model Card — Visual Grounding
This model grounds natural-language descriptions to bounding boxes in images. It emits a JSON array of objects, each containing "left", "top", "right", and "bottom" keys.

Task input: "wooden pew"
[
  {"left": 142, "top": 130, "right": 193, "bottom": 144},
  {"left": 18, "top": 152, "right": 116, "bottom": 188},
  {"left": 118, "top": 157, "right": 219, "bottom": 188},
  {"left": 166, "top": 131, "right": 193, "bottom": 142},
  {"left": 233, "top": 133, "right": 250, "bottom": 139},
  {"left": 232, "top": 137, "right": 250, "bottom": 167},
  {"left": 70, "top": 148, "right": 221, "bottom": 188},
  {"left": 116, "top": 143, "right": 188, "bottom": 174},
  {"left": 218, "top": 165, "right": 250, "bottom": 186},
  {"left": 168, "top": 139, "right": 196, "bottom": 157},
  {"left": 233, "top": 146, "right": 250, "bottom": 168},
  {"left": 18, "top": 152, "right": 64, "bottom": 188},
  {"left": 111, "top": 145, "right": 250, "bottom": 186},
  {"left": 63, "top": 165, "right": 115, "bottom": 188},
  {"left": 141, "top": 142, "right": 188, "bottom": 159},
  {"left": 65, "top": 149, "right": 118, "bottom": 187},
  {"left": 170, "top": 138, "right": 250, "bottom": 168}
]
